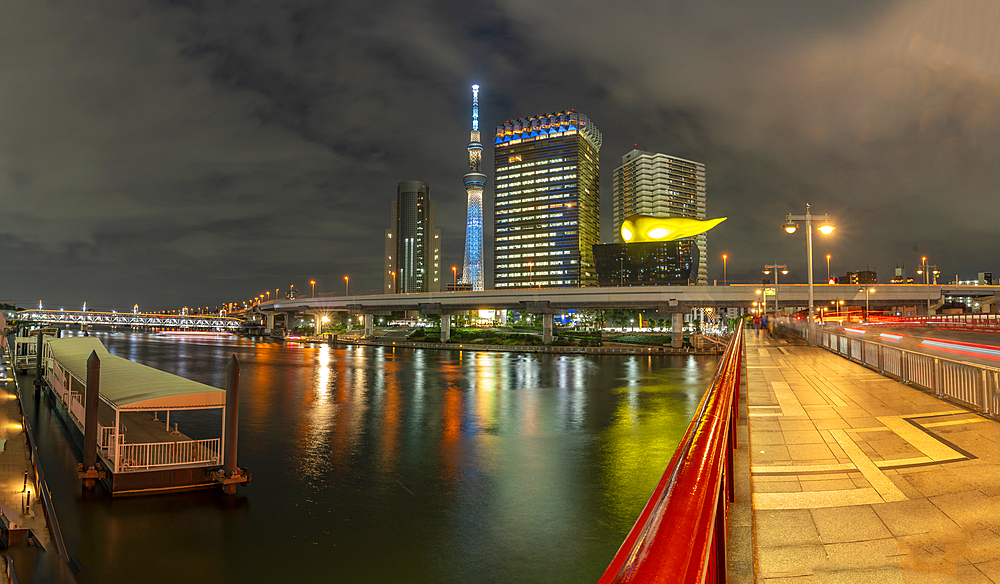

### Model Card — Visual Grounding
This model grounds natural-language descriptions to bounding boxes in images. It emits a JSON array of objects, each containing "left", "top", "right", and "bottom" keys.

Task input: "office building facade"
[
  {"left": 384, "top": 180, "right": 441, "bottom": 293},
  {"left": 593, "top": 240, "right": 696, "bottom": 287},
  {"left": 493, "top": 111, "right": 601, "bottom": 289},
  {"left": 612, "top": 149, "right": 708, "bottom": 285}
]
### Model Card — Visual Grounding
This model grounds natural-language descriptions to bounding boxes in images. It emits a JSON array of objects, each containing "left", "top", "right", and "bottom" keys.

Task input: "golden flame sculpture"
[{"left": 621, "top": 215, "right": 727, "bottom": 242}]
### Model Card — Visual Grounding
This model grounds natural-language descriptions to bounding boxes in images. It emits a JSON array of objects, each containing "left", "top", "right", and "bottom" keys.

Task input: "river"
[{"left": 22, "top": 331, "right": 718, "bottom": 583}]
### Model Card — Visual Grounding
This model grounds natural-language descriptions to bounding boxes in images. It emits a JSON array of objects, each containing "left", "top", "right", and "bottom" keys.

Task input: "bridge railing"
[
  {"left": 818, "top": 330, "right": 1000, "bottom": 416},
  {"left": 597, "top": 325, "right": 743, "bottom": 584},
  {"left": 869, "top": 313, "right": 1000, "bottom": 331}
]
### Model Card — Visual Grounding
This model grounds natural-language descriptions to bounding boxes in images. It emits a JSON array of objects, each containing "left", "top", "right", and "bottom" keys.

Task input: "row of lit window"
[
  {"left": 495, "top": 129, "right": 578, "bottom": 148},
  {"left": 496, "top": 231, "right": 578, "bottom": 243},
  {"left": 496, "top": 220, "right": 577, "bottom": 234},
  {"left": 496, "top": 241, "right": 567, "bottom": 252},
  {"left": 496, "top": 173, "right": 577, "bottom": 191},
  {"left": 496, "top": 259, "right": 579, "bottom": 268},
  {"left": 496, "top": 192, "right": 580, "bottom": 208},
  {"left": 495, "top": 157, "right": 569, "bottom": 173},
  {"left": 497, "top": 250, "right": 573, "bottom": 259},
  {"left": 496, "top": 212, "right": 571, "bottom": 225},
  {"left": 495, "top": 165, "right": 576, "bottom": 183},
  {"left": 495, "top": 280, "right": 576, "bottom": 287}
]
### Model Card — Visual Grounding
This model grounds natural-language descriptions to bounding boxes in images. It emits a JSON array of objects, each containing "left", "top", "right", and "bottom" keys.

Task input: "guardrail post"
[
  {"left": 982, "top": 370, "right": 990, "bottom": 415},
  {"left": 715, "top": 490, "right": 728, "bottom": 583}
]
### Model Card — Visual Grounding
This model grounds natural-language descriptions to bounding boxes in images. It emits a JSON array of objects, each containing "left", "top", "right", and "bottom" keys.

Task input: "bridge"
[
  {"left": 250, "top": 284, "right": 1000, "bottom": 343},
  {"left": 17, "top": 310, "right": 244, "bottom": 331}
]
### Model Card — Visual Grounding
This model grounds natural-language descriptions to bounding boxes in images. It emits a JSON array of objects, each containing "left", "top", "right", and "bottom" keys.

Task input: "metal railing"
[
  {"left": 870, "top": 313, "right": 1000, "bottom": 331},
  {"left": 597, "top": 326, "right": 743, "bottom": 583},
  {"left": 819, "top": 330, "right": 1000, "bottom": 415},
  {"left": 116, "top": 438, "right": 221, "bottom": 472}
]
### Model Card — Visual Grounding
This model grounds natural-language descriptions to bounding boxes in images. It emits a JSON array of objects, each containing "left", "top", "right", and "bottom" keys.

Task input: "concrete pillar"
[
  {"left": 264, "top": 313, "right": 275, "bottom": 332},
  {"left": 542, "top": 313, "right": 554, "bottom": 344},
  {"left": 498, "top": 310, "right": 508, "bottom": 325},
  {"left": 223, "top": 355, "right": 240, "bottom": 494},
  {"left": 364, "top": 314, "right": 374, "bottom": 338},
  {"left": 440, "top": 313, "right": 451, "bottom": 342},
  {"left": 83, "top": 351, "right": 101, "bottom": 487},
  {"left": 284, "top": 312, "right": 297, "bottom": 331},
  {"left": 312, "top": 313, "right": 324, "bottom": 336},
  {"left": 672, "top": 315, "right": 683, "bottom": 348}
]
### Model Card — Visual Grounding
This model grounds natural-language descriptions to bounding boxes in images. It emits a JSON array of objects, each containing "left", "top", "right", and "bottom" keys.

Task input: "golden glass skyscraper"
[{"left": 492, "top": 111, "right": 601, "bottom": 289}]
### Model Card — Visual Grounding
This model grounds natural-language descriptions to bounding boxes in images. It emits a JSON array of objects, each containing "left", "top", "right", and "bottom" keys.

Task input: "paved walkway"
[
  {"left": 0, "top": 350, "right": 52, "bottom": 547},
  {"left": 747, "top": 332, "right": 1000, "bottom": 583}
]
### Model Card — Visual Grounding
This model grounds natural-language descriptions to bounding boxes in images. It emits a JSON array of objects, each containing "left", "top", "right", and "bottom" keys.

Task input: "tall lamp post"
[
  {"left": 310, "top": 280, "right": 316, "bottom": 298},
  {"left": 391, "top": 271, "right": 396, "bottom": 293},
  {"left": 915, "top": 257, "right": 938, "bottom": 315},
  {"left": 723, "top": 254, "right": 728, "bottom": 286},
  {"left": 763, "top": 263, "right": 788, "bottom": 314},
  {"left": 861, "top": 287, "right": 875, "bottom": 321},
  {"left": 452, "top": 266, "right": 457, "bottom": 290},
  {"left": 344, "top": 276, "right": 349, "bottom": 297},
  {"left": 826, "top": 254, "right": 832, "bottom": 283},
  {"left": 783, "top": 204, "right": 835, "bottom": 345}
]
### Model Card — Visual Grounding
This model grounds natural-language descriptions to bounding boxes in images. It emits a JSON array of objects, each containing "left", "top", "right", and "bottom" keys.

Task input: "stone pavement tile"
[
  {"left": 783, "top": 430, "right": 825, "bottom": 444},
  {"left": 844, "top": 417, "right": 881, "bottom": 429},
  {"left": 761, "top": 577, "right": 814, "bottom": 583},
  {"left": 787, "top": 443, "right": 835, "bottom": 461},
  {"left": 899, "top": 468, "right": 974, "bottom": 498},
  {"left": 850, "top": 476, "right": 872, "bottom": 489},
  {"left": 756, "top": 509, "right": 822, "bottom": 547},
  {"left": 757, "top": 445, "right": 792, "bottom": 463},
  {"left": 930, "top": 490, "right": 996, "bottom": 525},
  {"left": 959, "top": 526, "right": 1000, "bottom": 564},
  {"left": 757, "top": 544, "right": 828, "bottom": 579},
  {"left": 800, "top": 478, "right": 857, "bottom": 492},
  {"left": 823, "top": 537, "right": 902, "bottom": 569},
  {"left": 812, "top": 566, "right": 905, "bottom": 584},
  {"left": 976, "top": 559, "right": 1000, "bottom": 583},
  {"left": 754, "top": 431, "right": 788, "bottom": 445},
  {"left": 800, "top": 472, "right": 853, "bottom": 482},
  {"left": 756, "top": 479, "right": 802, "bottom": 493},
  {"left": 805, "top": 408, "right": 843, "bottom": 420},
  {"left": 886, "top": 472, "right": 925, "bottom": 500},
  {"left": 873, "top": 498, "right": 958, "bottom": 537},
  {"left": 811, "top": 505, "right": 892, "bottom": 543},
  {"left": 945, "top": 464, "right": 1000, "bottom": 497},
  {"left": 781, "top": 419, "right": 821, "bottom": 431}
]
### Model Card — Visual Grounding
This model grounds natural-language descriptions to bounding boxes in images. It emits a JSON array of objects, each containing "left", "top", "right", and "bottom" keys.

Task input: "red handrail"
[{"left": 597, "top": 325, "right": 743, "bottom": 584}]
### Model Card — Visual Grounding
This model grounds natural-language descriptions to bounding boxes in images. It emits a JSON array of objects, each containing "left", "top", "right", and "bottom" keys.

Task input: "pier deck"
[{"left": 746, "top": 332, "right": 1000, "bottom": 582}]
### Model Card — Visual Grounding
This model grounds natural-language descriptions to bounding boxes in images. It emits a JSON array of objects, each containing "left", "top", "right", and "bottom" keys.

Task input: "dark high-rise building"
[
  {"left": 493, "top": 111, "right": 601, "bottom": 289},
  {"left": 838, "top": 270, "right": 877, "bottom": 285},
  {"left": 612, "top": 149, "right": 708, "bottom": 285},
  {"left": 384, "top": 181, "right": 441, "bottom": 293},
  {"left": 593, "top": 241, "right": 696, "bottom": 287}
]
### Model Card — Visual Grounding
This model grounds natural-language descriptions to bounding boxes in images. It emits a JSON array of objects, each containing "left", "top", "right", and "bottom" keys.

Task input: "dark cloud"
[{"left": 1, "top": 0, "right": 998, "bottom": 310}]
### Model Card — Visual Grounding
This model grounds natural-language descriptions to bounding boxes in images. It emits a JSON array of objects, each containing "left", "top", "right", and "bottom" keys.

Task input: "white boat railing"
[{"left": 116, "top": 438, "right": 221, "bottom": 472}]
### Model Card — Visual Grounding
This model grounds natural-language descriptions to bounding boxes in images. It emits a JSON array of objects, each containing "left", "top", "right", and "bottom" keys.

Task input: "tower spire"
[{"left": 460, "top": 84, "right": 485, "bottom": 291}]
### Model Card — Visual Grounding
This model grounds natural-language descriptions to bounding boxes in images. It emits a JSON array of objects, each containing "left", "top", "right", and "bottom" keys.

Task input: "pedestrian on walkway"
[
  {"left": 761, "top": 314, "right": 769, "bottom": 339},
  {"left": 752, "top": 314, "right": 761, "bottom": 337}
]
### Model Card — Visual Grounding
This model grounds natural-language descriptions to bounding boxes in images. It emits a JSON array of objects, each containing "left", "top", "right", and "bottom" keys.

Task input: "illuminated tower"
[{"left": 459, "top": 84, "right": 486, "bottom": 291}]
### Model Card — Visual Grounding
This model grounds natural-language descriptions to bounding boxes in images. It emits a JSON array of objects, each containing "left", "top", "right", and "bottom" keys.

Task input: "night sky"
[{"left": 3, "top": 0, "right": 999, "bottom": 311}]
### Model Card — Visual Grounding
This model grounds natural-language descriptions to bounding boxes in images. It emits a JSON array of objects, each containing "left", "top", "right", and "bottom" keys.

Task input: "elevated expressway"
[{"left": 252, "top": 284, "right": 1000, "bottom": 344}]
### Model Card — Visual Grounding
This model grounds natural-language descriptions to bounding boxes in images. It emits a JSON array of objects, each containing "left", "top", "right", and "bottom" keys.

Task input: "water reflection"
[{"left": 30, "top": 334, "right": 717, "bottom": 584}]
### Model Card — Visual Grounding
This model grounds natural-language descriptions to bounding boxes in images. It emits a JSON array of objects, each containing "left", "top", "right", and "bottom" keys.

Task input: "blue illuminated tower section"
[{"left": 460, "top": 84, "right": 485, "bottom": 291}]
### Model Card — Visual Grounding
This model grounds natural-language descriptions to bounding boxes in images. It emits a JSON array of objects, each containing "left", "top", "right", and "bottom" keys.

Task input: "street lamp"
[
  {"left": 528, "top": 261, "right": 533, "bottom": 288},
  {"left": 861, "top": 287, "right": 875, "bottom": 321},
  {"left": 310, "top": 280, "right": 316, "bottom": 298},
  {"left": 390, "top": 271, "right": 396, "bottom": 293},
  {"left": 723, "top": 254, "right": 728, "bottom": 286},
  {"left": 826, "top": 254, "right": 832, "bottom": 283},
  {"left": 344, "top": 276, "right": 349, "bottom": 297},
  {"left": 916, "top": 257, "right": 938, "bottom": 315},
  {"left": 452, "top": 266, "right": 457, "bottom": 289},
  {"left": 266, "top": 291, "right": 270, "bottom": 302},
  {"left": 755, "top": 288, "right": 765, "bottom": 315},
  {"left": 783, "top": 204, "right": 835, "bottom": 345},
  {"left": 763, "top": 263, "right": 788, "bottom": 314}
]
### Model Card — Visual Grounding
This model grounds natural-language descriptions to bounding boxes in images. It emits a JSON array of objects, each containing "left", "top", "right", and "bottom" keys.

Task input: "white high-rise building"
[{"left": 612, "top": 149, "right": 708, "bottom": 285}]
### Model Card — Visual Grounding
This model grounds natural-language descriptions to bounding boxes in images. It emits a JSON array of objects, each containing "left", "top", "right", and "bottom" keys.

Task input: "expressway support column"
[
  {"left": 264, "top": 313, "right": 275, "bottom": 334},
  {"left": 364, "top": 314, "right": 374, "bottom": 338},
  {"left": 542, "top": 313, "right": 554, "bottom": 344},
  {"left": 441, "top": 313, "right": 451, "bottom": 342},
  {"left": 672, "top": 315, "right": 684, "bottom": 348},
  {"left": 312, "top": 313, "right": 324, "bottom": 336}
]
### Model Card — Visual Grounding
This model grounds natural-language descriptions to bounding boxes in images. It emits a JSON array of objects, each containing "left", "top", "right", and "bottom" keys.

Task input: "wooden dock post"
[
  {"left": 33, "top": 330, "right": 43, "bottom": 391},
  {"left": 223, "top": 355, "right": 239, "bottom": 494},
  {"left": 81, "top": 351, "right": 102, "bottom": 488}
]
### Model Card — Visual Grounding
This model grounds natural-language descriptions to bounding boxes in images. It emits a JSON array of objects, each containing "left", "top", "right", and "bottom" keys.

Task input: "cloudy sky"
[{"left": 2, "top": 0, "right": 998, "bottom": 310}]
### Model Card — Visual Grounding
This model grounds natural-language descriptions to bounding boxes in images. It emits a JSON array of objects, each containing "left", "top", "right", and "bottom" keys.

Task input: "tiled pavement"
[{"left": 746, "top": 332, "right": 1000, "bottom": 583}]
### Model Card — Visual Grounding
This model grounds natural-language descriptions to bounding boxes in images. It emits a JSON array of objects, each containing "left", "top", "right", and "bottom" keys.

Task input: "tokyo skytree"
[{"left": 459, "top": 84, "right": 485, "bottom": 291}]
